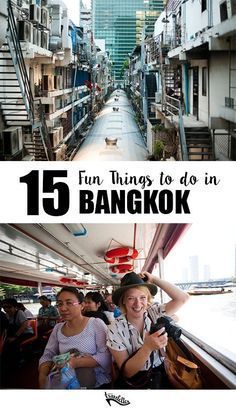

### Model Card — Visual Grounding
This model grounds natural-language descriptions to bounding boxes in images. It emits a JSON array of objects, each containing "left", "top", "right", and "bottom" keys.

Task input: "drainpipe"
[
  {"left": 208, "top": 0, "right": 213, "bottom": 28},
  {"left": 141, "top": 25, "right": 148, "bottom": 124},
  {"left": 184, "top": 63, "right": 189, "bottom": 115}
]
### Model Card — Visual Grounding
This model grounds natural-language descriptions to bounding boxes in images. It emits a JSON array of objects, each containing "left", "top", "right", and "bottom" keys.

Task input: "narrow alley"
[{"left": 73, "top": 90, "right": 148, "bottom": 161}]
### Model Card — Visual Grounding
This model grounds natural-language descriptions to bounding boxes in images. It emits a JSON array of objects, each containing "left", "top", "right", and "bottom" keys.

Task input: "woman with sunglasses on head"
[{"left": 38, "top": 287, "right": 112, "bottom": 389}]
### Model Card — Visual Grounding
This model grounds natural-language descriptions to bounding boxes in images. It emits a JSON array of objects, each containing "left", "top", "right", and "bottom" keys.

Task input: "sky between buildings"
[{"left": 61, "top": 0, "right": 91, "bottom": 26}]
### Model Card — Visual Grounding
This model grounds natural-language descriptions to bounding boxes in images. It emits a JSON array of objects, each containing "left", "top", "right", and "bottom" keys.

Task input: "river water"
[
  {"left": 24, "top": 289, "right": 236, "bottom": 363},
  {"left": 173, "top": 288, "right": 236, "bottom": 362}
]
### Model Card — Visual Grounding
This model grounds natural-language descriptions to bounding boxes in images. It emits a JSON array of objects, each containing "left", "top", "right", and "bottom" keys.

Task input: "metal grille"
[
  {"left": 215, "top": 133, "right": 230, "bottom": 159},
  {"left": 166, "top": 0, "right": 182, "bottom": 12}
]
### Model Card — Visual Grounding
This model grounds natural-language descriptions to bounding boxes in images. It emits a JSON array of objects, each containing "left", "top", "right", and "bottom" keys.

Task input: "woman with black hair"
[
  {"left": 38, "top": 287, "right": 111, "bottom": 389},
  {"left": 83, "top": 291, "right": 114, "bottom": 324}
]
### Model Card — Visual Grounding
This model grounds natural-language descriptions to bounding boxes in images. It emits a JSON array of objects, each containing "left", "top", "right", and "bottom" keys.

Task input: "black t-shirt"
[{"left": 83, "top": 310, "right": 110, "bottom": 325}]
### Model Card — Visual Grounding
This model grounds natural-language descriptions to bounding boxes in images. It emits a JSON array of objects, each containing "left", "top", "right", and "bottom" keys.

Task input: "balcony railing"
[{"left": 165, "top": 95, "right": 188, "bottom": 161}]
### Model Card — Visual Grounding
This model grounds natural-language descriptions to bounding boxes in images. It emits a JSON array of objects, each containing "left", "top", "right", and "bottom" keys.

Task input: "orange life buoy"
[
  {"left": 105, "top": 247, "right": 138, "bottom": 264},
  {"left": 73, "top": 280, "right": 86, "bottom": 287},
  {"left": 59, "top": 277, "right": 73, "bottom": 284},
  {"left": 110, "top": 264, "right": 133, "bottom": 274},
  {"left": 60, "top": 277, "right": 87, "bottom": 287}
]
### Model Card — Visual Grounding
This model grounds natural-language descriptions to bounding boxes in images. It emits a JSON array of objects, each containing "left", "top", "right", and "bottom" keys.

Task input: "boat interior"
[{"left": 0, "top": 223, "right": 235, "bottom": 389}]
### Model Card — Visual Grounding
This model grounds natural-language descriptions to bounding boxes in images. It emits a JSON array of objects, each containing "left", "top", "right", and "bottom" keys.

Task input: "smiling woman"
[{"left": 107, "top": 271, "right": 189, "bottom": 389}]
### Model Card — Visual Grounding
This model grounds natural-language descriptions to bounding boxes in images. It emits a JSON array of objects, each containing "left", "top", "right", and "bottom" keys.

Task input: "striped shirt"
[{"left": 107, "top": 303, "right": 166, "bottom": 370}]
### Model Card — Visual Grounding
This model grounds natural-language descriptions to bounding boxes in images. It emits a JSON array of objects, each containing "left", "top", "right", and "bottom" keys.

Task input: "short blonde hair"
[{"left": 119, "top": 286, "right": 153, "bottom": 314}]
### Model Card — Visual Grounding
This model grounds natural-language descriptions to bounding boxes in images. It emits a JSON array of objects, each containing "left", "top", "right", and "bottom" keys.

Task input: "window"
[
  {"left": 201, "top": 0, "right": 207, "bottom": 12},
  {"left": 220, "top": 1, "right": 228, "bottom": 22},
  {"left": 163, "top": 221, "right": 236, "bottom": 366},
  {"left": 202, "top": 67, "right": 207, "bottom": 96}
]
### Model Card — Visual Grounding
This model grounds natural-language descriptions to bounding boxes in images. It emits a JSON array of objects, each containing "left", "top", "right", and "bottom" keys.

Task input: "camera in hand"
[{"left": 149, "top": 316, "right": 182, "bottom": 341}]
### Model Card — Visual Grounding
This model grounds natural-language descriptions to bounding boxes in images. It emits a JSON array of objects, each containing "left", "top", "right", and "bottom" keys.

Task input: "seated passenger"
[
  {"left": 2, "top": 298, "right": 34, "bottom": 341},
  {"left": 105, "top": 293, "right": 121, "bottom": 318},
  {"left": 107, "top": 271, "right": 189, "bottom": 389},
  {"left": 37, "top": 296, "right": 59, "bottom": 334},
  {"left": 17, "top": 302, "right": 34, "bottom": 318},
  {"left": 104, "top": 293, "right": 116, "bottom": 312},
  {"left": 38, "top": 287, "right": 111, "bottom": 389},
  {"left": 83, "top": 291, "right": 113, "bottom": 324},
  {"left": 1, "top": 298, "right": 34, "bottom": 387}
]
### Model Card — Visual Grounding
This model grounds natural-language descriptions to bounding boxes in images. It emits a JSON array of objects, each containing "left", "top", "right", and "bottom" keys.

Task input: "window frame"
[
  {"left": 181, "top": 329, "right": 236, "bottom": 388},
  {"left": 202, "top": 66, "right": 207, "bottom": 96},
  {"left": 201, "top": 0, "right": 207, "bottom": 13}
]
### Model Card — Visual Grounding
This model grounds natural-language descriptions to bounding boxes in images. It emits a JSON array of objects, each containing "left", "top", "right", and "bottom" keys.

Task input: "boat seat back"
[{"left": 20, "top": 319, "right": 38, "bottom": 347}]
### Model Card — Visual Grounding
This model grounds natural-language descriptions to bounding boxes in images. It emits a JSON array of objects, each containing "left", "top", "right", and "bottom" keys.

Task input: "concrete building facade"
[
  {"left": 0, "top": 0, "right": 111, "bottom": 161},
  {"left": 147, "top": 0, "right": 236, "bottom": 161}
]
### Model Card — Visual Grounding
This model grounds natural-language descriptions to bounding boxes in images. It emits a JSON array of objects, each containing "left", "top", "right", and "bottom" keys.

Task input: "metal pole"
[
  {"left": 157, "top": 248, "right": 164, "bottom": 304},
  {"left": 38, "top": 282, "right": 42, "bottom": 296}
]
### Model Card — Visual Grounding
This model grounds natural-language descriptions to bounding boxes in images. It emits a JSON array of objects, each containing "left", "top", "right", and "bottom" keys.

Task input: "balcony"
[
  {"left": 20, "top": 41, "right": 52, "bottom": 59},
  {"left": 211, "top": 14, "right": 236, "bottom": 38}
]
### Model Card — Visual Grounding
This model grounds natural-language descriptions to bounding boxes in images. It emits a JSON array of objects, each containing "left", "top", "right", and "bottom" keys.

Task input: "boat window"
[{"left": 162, "top": 222, "right": 236, "bottom": 367}]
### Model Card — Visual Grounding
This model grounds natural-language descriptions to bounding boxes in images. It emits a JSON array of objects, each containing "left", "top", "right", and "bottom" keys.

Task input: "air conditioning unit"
[
  {"left": 18, "top": 20, "right": 33, "bottom": 43},
  {"left": 54, "top": 75, "right": 63, "bottom": 90},
  {"left": 41, "top": 6, "right": 49, "bottom": 29},
  {"left": 49, "top": 129, "right": 60, "bottom": 148},
  {"left": 37, "top": 30, "right": 41, "bottom": 47},
  {"left": 29, "top": 4, "right": 41, "bottom": 23},
  {"left": 155, "top": 92, "right": 162, "bottom": 103},
  {"left": 220, "top": 0, "right": 236, "bottom": 21},
  {"left": 33, "top": 27, "right": 41, "bottom": 47},
  {"left": 41, "top": 31, "right": 49, "bottom": 49},
  {"left": 42, "top": 74, "right": 54, "bottom": 91},
  {"left": 33, "top": 27, "right": 37, "bottom": 45},
  {"left": 2, "top": 127, "right": 23, "bottom": 156},
  {"left": 54, "top": 126, "right": 63, "bottom": 141},
  {"left": 53, "top": 144, "right": 66, "bottom": 161}
]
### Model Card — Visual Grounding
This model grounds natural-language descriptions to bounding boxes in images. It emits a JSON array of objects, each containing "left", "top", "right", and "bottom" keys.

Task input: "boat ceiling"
[{"left": 0, "top": 223, "right": 188, "bottom": 289}]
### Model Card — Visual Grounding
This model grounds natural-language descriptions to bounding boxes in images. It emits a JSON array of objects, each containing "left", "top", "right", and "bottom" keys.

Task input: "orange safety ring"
[
  {"left": 72, "top": 280, "right": 86, "bottom": 287},
  {"left": 110, "top": 264, "right": 133, "bottom": 274},
  {"left": 105, "top": 247, "right": 138, "bottom": 264},
  {"left": 59, "top": 277, "right": 73, "bottom": 284},
  {"left": 60, "top": 278, "right": 87, "bottom": 287}
]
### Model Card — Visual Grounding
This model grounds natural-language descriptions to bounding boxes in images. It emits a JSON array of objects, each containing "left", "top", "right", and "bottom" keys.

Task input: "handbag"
[
  {"left": 116, "top": 362, "right": 153, "bottom": 389},
  {"left": 114, "top": 351, "right": 165, "bottom": 389},
  {"left": 164, "top": 338, "right": 204, "bottom": 389}
]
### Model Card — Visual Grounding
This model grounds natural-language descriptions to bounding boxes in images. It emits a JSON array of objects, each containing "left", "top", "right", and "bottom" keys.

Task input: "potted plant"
[{"left": 152, "top": 140, "right": 165, "bottom": 160}]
